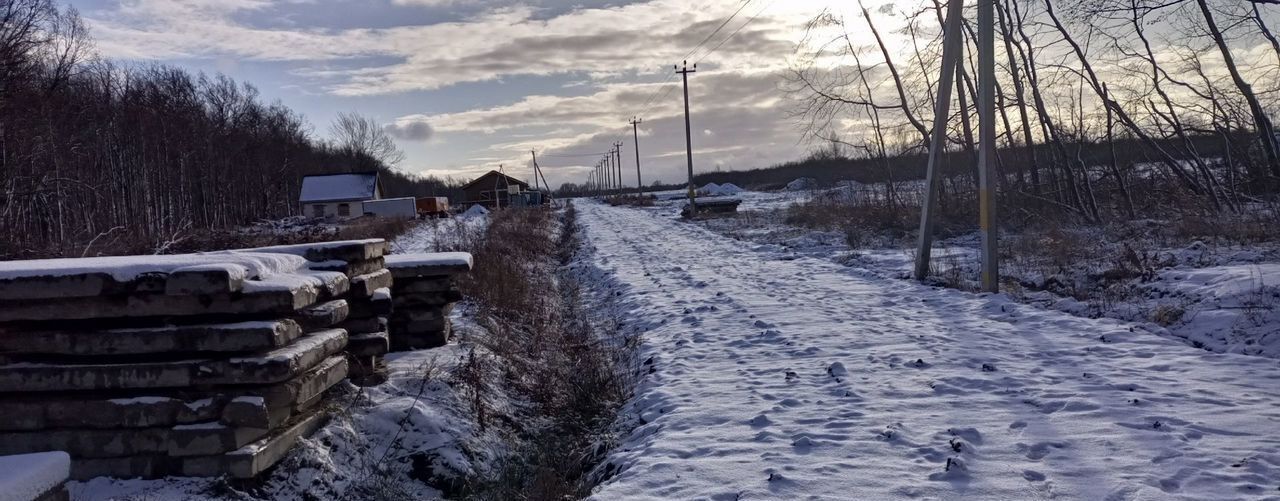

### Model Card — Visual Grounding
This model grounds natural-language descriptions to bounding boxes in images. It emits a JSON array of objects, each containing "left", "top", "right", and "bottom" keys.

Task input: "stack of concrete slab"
[
  {"left": 384, "top": 252, "right": 473, "bottom": 351},
  {"left": 0, "top": 242, "right": 391, "bottom": 480},
  {"left": 254, "top": 241, "right": 393, "bottom": 386}
]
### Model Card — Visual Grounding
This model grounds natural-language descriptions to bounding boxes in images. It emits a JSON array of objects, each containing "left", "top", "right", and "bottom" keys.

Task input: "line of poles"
[
  {"left": 575, "top": 2, "right": 1000, "bottom": 291},
  {"left": 579, "top": 61, "right": 698, "bottom": 206}
]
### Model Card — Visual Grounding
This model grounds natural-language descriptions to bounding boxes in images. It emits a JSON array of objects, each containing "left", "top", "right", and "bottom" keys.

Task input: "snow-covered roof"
[{"left": 299, "top": 172, "right": 380, "bottom": 203}]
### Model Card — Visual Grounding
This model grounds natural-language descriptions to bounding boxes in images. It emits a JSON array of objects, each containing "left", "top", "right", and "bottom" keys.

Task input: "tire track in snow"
[{"left": 582, "top": 200, "right": 1280, "bottom": 501}]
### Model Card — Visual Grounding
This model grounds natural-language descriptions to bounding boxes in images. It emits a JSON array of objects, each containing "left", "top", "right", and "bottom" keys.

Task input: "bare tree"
[{"left": 329, "top": 111, "right": 405, "bottom": 167}]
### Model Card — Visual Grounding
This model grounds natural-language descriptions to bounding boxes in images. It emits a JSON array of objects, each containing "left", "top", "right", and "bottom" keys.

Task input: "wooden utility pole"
[
  {"left": 913, "top": 0, "right": 999, "bottom": 292},
  {"left": 630, "top": 117, "right": 643, "bottom": 196},
  {"left": 530, "top": 150, "right": 550, "bottom": 196},
  {"left": 605, "top": 154, "right": 614, "bottom": 193},
  {"left": 677, "top": 60, "right": 698, "bottom": 216},
  {"left": 614, "top": 141, "right": 624, "bottom": 192},
  {"left": 913, "top": 0, "right": 966, "bottom": 281},
  {"left": 976, "top": 0, "right": 998, "bottom": 292}
]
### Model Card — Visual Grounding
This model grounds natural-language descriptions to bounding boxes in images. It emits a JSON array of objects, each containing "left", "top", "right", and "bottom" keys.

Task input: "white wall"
[{"left": 304, "top": 201, "right": 362, "bottom": 219}]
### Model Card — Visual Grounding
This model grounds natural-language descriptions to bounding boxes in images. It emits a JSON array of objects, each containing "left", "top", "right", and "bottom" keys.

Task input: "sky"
[{"left": 65, "top": 0, "right": 896, "bottom": 188}]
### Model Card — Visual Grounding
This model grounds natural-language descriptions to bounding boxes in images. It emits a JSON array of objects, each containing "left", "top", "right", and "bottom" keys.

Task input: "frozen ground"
[{"left": 579, "top": 199, "right": 1280, "bottom": 500}]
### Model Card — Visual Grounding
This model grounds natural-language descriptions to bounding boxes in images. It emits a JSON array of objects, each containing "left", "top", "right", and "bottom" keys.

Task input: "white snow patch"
[
  {"left": 0, "top": 451, "right": 69, "bottom": 501},
  {"left": 384, "top": 252, "right": 473, "bottom": 271}
]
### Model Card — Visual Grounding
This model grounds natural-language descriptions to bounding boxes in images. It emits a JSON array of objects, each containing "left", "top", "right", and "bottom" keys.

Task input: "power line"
[
  {"left": 682, "top": 0, "right": 755, "bottom": 62},
  {"left": 693, "top": 0, "right": 777, "bottom": 65},
  {"left": 539, "top": 151, "right": 613, "bottom": 158},
  {"left": 616, "top": 0, "right": 760, "bottom": 138}
]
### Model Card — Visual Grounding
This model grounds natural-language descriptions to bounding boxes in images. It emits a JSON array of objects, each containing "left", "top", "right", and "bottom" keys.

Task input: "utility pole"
[
  {"left": 630, "top": 117, "right": 643, "bottom": 196},
  {"left": 913, "top": 0, "right": 965, "bottom": 281},
  {"left": 603, "top": 155, "right": 612, "bottom": 195},
  {"left": 676, "top": 60, "right": 697, "bottom": 216},
  {"left": 530, "top": 150, "right": 540, "bottom": 192},
  {"left": 530, "top": 150, "right": 550, "bottom": 199},
  {"left": 614, "top": 141, "right": 624, "bottom": 192},
  {"left": 912, "top": 0, "right": 998, "bottom": 292},
  {"left": 977, "top": 0, "right": 998, "bottom": 292}
]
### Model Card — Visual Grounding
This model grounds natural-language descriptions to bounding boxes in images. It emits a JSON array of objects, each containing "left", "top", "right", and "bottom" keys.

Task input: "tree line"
[
  {"left": 785, "top": 0, "right": 1280, "bottom": 223},
  {"left": 0, "top": 0, "right": 462, "bottom": 259}
]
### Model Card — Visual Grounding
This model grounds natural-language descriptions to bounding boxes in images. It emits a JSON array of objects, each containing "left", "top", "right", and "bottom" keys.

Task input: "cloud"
[
  {"left": 81, "top": 0, "right": 811, "bottom": 94},
  {"left": 384, "top": 120, "right": 435, "bottom": 141}
]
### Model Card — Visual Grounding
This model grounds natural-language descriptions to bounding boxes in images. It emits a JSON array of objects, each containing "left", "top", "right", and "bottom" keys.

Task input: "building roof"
[
  {"left": 299, "top": 172, "right": 380, "bottom": 203},
  {"left": 461, "top": 170, "right": 530, "bottom": 191}
]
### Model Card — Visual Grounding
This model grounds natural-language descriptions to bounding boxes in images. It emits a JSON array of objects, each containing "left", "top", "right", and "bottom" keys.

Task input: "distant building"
[
  {"left": 461, "top": 171, "right": 530, "bottom": 208},
  {"left": 299, "top": 171, "right": 382, "bottom": 219}
]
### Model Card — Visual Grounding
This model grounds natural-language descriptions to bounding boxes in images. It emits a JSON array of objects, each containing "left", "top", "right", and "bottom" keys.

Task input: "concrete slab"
[
  {"left": 250, "top": 239, "right": 389, "bottom": 263},
  {"left": 390, "top": 328, "right": 449, "bottom": 351},
  {"left": 208, "top": 329, "right": 348, "bottom": 386},
  {"left": 347, "top": 269, "right": 392, "bottom": 298},
  {"left": 0, "top": 421, "right": 267, "bottom": 459},
  {"left": 0, "top": 319, "right": 303, "bottom": 356},
  {"left": 292, "top": 300, "right": 349, "bottom": 331},
  {"left": 389, "top": 304, "right": 452, "bottom": 324},
  {"left": 338, "top": 316, "right": 387, "bottom": 335},
  {"left": 163, "top": 267, "right": 245, "bottom": 296},
  {"left": 168, "top": 423, "right": 268, "bottom": 457},
  {"left": 0, "top": 395, "right": 224, "bottom": 431},
  {"left": 0, "top": 273, "right": 112, "bottom": 301},
  {"left": 70, "top": 455, "right": 171, "bottom": 480},
  {"left": 384, "top": 252, "right": 472, "bottom": 279},
  {"left": 346, "top": 296, "right": 392, "bottom": 318},
  {"left": 0, "top": 330, "right": 347, "bottom": 392},
  {"left": 0, "top": 357, "right": 346, "bottom": 431},
  {"left": 393, "top": 276, "right": 457, "bottom": 294},
  {"left": 346, "top": 332, "right": 389, "bottom": 357},
  {"left": 0, "top": 286, "right": 319, "bottom": 323},
  {"left": 181, "top": 410, "right": 329, "bottom": 479},
  {"left": 308, "top": 257, "right": 385, "bottom": 277}
]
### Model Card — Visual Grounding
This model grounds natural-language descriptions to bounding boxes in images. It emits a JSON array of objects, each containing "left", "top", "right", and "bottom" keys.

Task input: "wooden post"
[
  {"left": 677, "top": 61, "right": 698, "bottom": 216},
  {"left": 977, "top": 0, "right": 998, "bottom": 292},
  {"left": 913, "top": 0, "right": 966, "bottom": 280},
  {"left": 631, "top": 117, "right": 644, "bottom": 196}
]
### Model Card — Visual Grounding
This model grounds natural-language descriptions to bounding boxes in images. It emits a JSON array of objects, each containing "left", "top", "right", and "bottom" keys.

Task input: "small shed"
[
  {"left": 362, "top": 197, "right": 417, "bottom": 218},
  {"left": 461, "top": 171, "right": 531, "bottom": 208},
  {"left": 299, "top": 172, "right": 382, "bottom": 219}
]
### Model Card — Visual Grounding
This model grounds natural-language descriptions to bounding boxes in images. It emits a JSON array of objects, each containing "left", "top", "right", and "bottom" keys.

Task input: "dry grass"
[{"left": 457, "top": 203, "right": 638, "bottom": 500}]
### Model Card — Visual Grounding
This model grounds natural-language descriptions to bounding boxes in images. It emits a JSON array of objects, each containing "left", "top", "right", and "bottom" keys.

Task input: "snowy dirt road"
[{"left": 580, "top": 201, "right": 1280, "bottom": 500}]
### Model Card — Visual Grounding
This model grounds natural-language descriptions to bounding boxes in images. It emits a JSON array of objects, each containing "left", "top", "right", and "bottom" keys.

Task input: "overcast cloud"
[{"left": 68, "top": 0, "right": 907, "bottom": 187}]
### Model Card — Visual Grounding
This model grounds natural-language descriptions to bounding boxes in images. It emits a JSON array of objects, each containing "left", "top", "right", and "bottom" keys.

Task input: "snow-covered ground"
[
  {"left": 579, "top": 199, "right": 1280, "bottom": 500},
  {"left": 638, "top": 189, "right": 1280, "bottom": 359}
]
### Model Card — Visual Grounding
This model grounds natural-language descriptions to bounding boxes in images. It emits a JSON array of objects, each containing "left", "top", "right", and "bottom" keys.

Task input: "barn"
[
  {"left": 299, "top": 171, "right": 382, "bottom": 219},
  {"left": 461, "top": 170, "right": 530, "bottom": 208}
]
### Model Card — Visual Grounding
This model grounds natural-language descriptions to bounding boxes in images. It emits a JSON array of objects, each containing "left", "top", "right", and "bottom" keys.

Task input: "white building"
[{"left": 298, "top": 171, "right": 382, "bottom": 219}]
